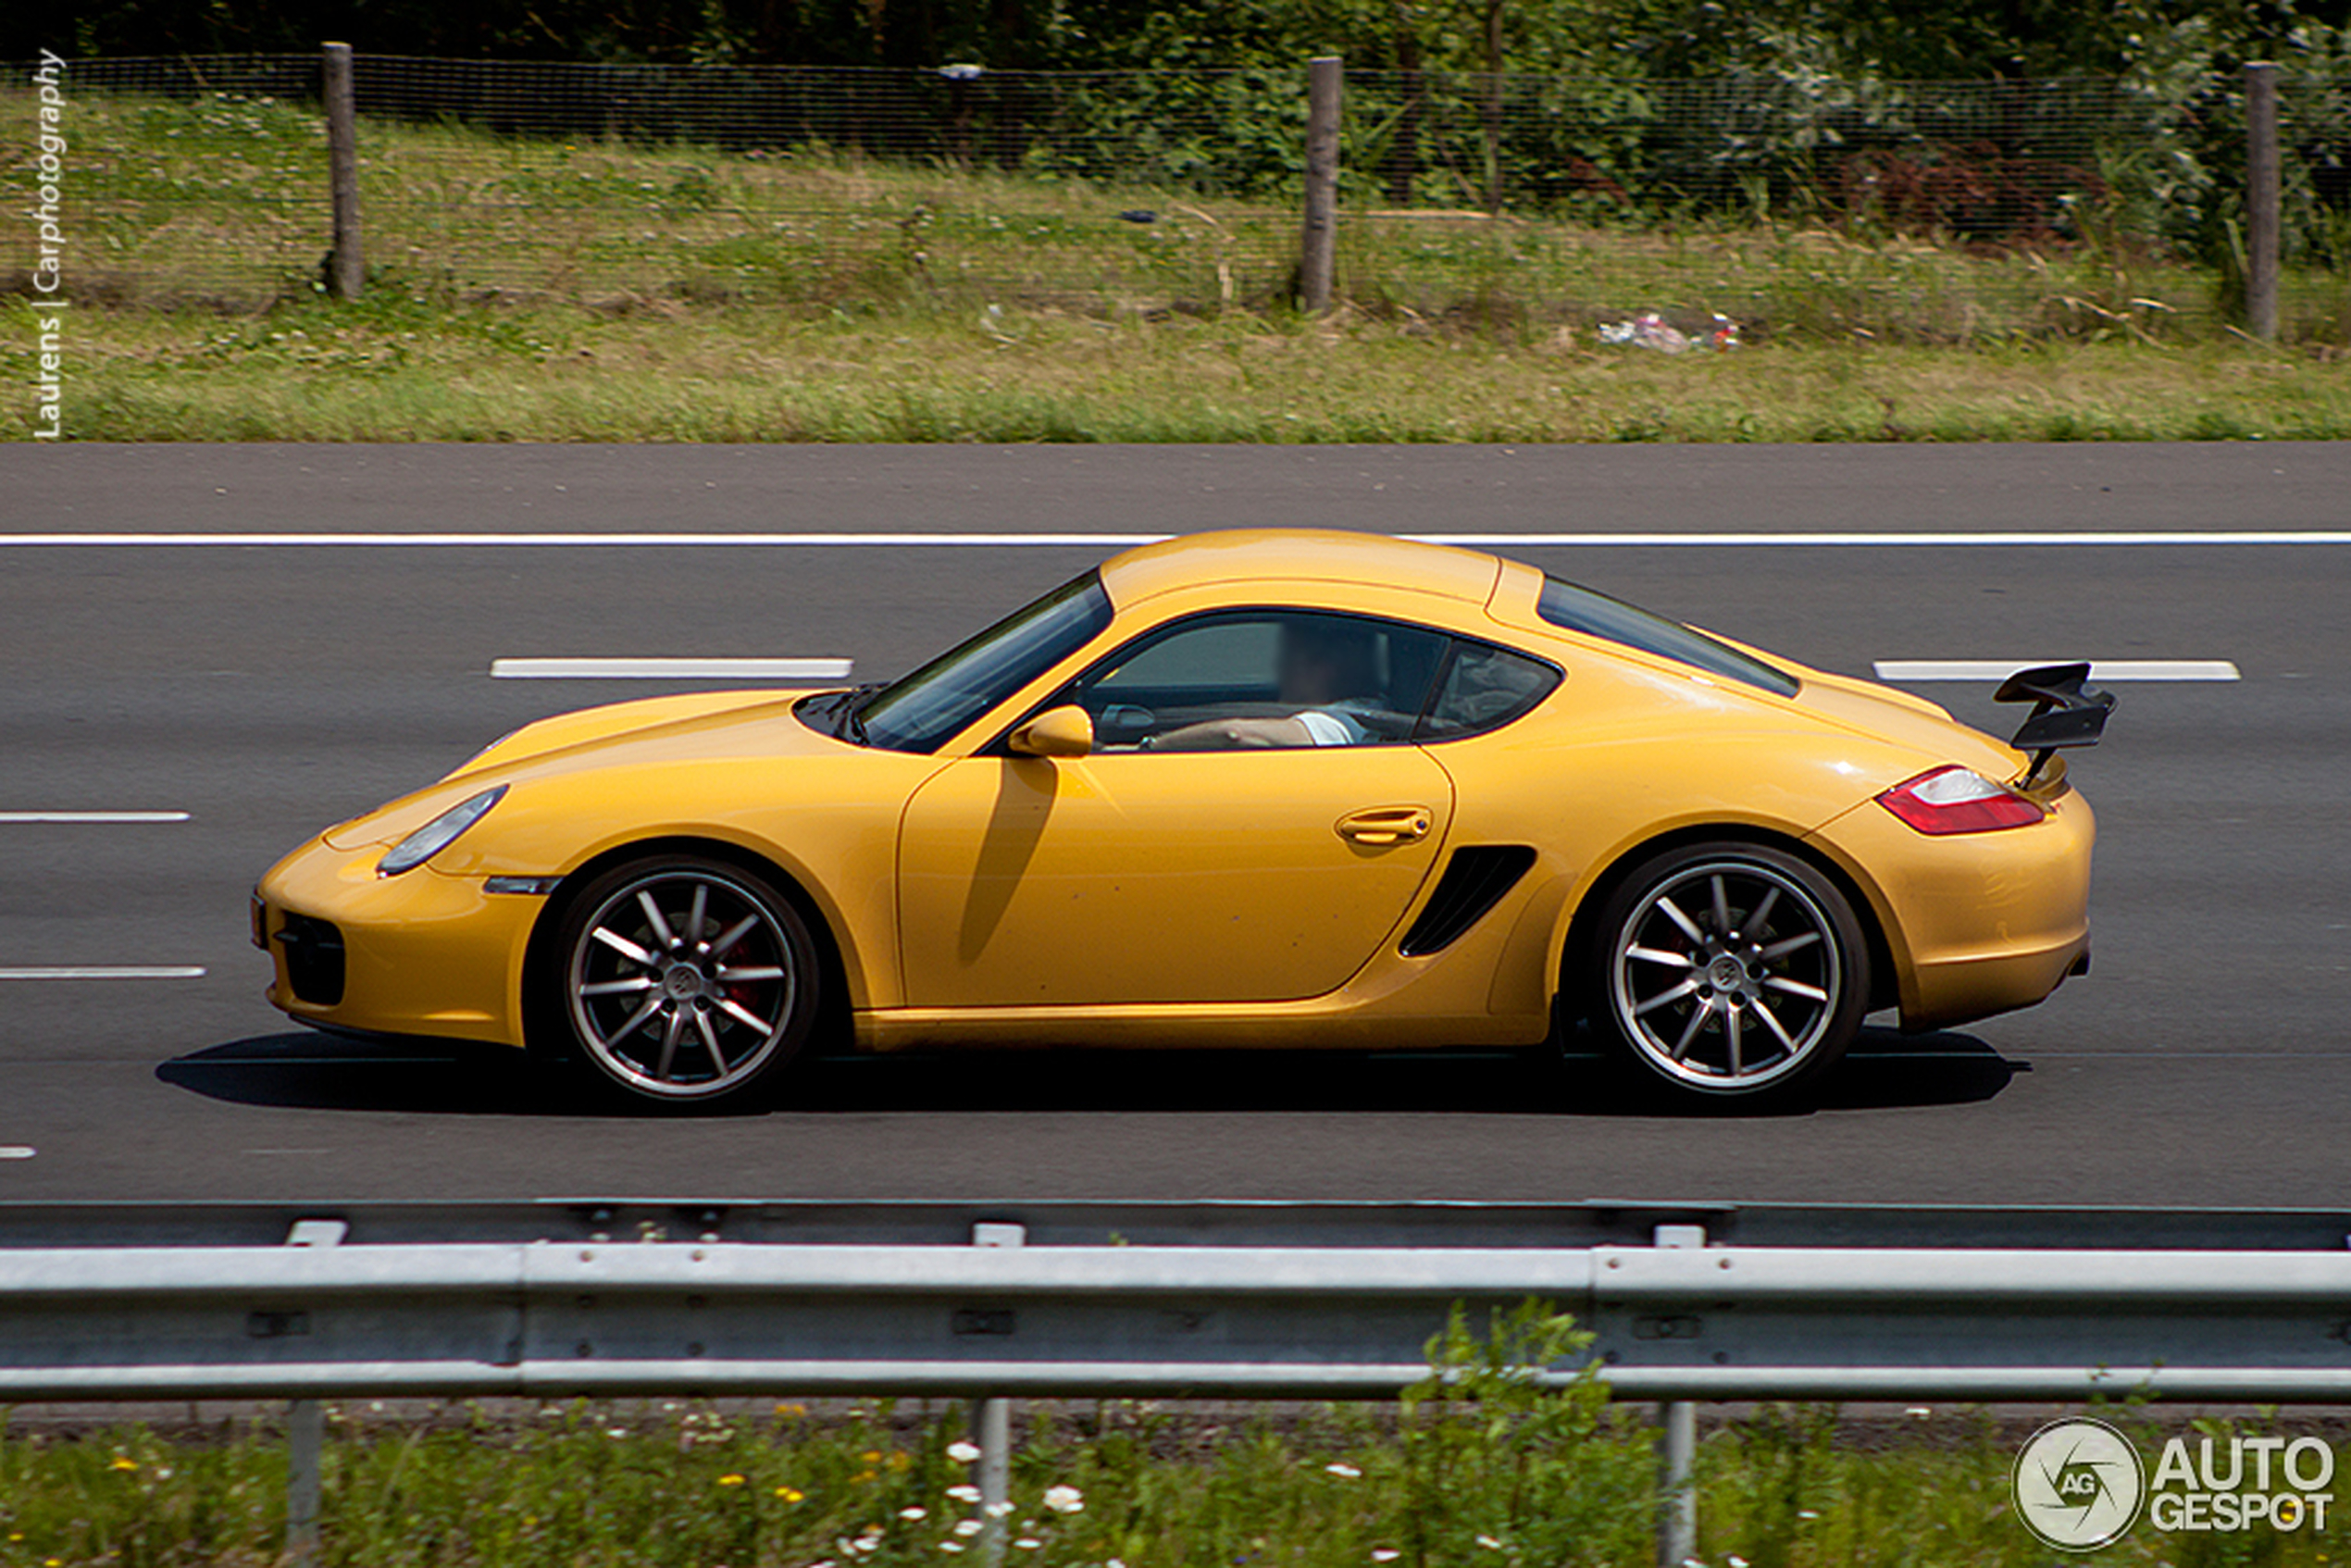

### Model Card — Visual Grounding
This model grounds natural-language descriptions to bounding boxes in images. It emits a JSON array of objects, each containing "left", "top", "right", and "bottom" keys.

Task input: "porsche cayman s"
[{"left": 254, "top": 529, "right": 2109, "bottom": 1104}]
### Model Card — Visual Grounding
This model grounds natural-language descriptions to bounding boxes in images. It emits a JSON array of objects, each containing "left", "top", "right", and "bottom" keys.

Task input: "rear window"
[{"left": 1537, "top": 578, "right": 1799, "bottom": 697}]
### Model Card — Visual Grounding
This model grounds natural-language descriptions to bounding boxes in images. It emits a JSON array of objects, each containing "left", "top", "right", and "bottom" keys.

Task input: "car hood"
[{"left": 321, "top": 689, "right": 844, "bottom": 849}]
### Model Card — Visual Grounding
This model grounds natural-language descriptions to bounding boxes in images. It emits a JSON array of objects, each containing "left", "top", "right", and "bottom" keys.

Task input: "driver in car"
[{"left": 1144, "top": 619, "right": 1387, "bottom": 751}]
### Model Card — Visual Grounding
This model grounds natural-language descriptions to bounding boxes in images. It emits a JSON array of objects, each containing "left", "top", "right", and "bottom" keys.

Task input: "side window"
[
  {"left": 1416, "top": 642, "right": 1561, "bottom": 740},
  {"left": 1058, "top": 611, "right": 1449, "bottom": 752}
]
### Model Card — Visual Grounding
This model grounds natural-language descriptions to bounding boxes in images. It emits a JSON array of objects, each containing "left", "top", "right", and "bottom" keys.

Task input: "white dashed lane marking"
[
  {"left": 0, "top": 811, "right": 190, "bottom": 824},
  {"left": 491, "top": 657, "right": 853, "bottom": 680},
  {"left": 1873, "top": 660, "right": 2241, "bottom": 682},
  {"left": 0, "top": 967, "right": 208, "bottom": 980}
]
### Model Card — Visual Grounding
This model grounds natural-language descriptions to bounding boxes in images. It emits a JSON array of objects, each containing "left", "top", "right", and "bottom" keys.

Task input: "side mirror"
[{"left": 1008, "top": 705, "right": 1094, "bottom": 758}]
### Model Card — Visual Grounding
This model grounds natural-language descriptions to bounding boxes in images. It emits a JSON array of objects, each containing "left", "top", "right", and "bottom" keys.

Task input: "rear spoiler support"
[{"left": 1995, "top": 663, "right": 2116, "bottom": 789}]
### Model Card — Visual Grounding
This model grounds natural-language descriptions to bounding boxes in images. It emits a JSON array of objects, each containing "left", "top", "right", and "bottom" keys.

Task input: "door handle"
[{"left": 1336, "top": 805, "right": 1434, "bottom": 846}]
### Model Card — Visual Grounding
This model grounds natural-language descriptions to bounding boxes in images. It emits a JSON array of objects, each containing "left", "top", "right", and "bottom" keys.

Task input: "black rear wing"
[{"left": 1995, "top": 663, "right": 2116, "bottom": 787}]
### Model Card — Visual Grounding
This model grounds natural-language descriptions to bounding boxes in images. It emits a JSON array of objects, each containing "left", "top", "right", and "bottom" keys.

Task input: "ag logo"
[{"left": 2014, "top": 1418, "right": 2146, "bottom": 1550}]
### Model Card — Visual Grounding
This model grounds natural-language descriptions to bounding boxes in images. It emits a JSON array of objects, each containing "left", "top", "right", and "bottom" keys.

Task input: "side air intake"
[{"left": 1399, "top": 846, "right": 1538, "bottom": 957}]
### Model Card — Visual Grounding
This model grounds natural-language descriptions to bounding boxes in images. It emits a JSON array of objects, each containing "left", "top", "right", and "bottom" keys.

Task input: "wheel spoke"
[
  {"left": 637, "top": 890, "right": 678, "bottom": 951},
  {"left": 1625, "top": 946, "right": 1694, "bottom": 969},
  {"left": 1633, "top": 977, "right": 1702, "bottom": 1017},
  {"left": 1710, "top": 875, "right": 1733, "bottom": 936},
  {"left": 708, "top": 915, "right": 760, "bottom": 959},
  {"left": 579, "top": 977, "right": 656, "bottom": 997},
  {"left": 1725, "top": 1004, "right": 1744, "bottom": 1075},
  {"left": 1750, "top": 995, "right": 1797, "bottom": 1052},
  {"left": 1671, "top": 998, "right": 1712, "bottom": 1059},
  {"left": 1764, "top": 976, "right": 1829, "bottom": 1002},
  {"left": 714, "top": 964, "right": 786, "bottom": 983},
  {"left": 687, "top": 882, "right": 710, "bottom": 952},
  {"left": 1759, "top": 930, "right": 1822, "bottom": 962},
  {"left": 1655, "top": 897, "right": 1706, "bottom": 945},
  {"left": 608, "top": 993, "right": 663, "bottom": 1045},
  {"left": 715, "top": 997, "right": 770, "bottom": 1035},
  {"left": 591, "top": 927, "right": 656, "bottom": 966},
  {"left": 654, "top": 1006, "right": 687, "bottom": 1079},
  {"left": 1747, "top": 885, "right": 1781, "bottom": 935},
  {"left": 695, "top": 1009, "right": 729, "bottom": 1070}
]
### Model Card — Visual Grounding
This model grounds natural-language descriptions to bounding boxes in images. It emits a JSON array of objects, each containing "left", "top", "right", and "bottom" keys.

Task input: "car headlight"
[{"left": 378, "top": 786, "right": 507, "bottom": 877}]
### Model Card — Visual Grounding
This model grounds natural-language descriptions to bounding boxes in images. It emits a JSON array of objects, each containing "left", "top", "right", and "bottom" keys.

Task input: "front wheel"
[
  {"left": 548, "top": 855, "right": 818, "bottom": 1105},
  {"left": 1587, "top": 843, "right": 1868, "bottom": 1099}
]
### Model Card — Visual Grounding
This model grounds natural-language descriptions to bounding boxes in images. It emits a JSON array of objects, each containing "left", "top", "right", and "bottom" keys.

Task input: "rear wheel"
[
  {"left": 1587, "top": 843, "right": 1867, "bottom": 1099},
  {"left": 550, "top": 855, "right": 817, "bottom": 1105}
]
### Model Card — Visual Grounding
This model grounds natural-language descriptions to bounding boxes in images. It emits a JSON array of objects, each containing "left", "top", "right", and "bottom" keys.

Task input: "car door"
[{"left": 897, "top": 610, "right": 1458, "bottom": 1008}]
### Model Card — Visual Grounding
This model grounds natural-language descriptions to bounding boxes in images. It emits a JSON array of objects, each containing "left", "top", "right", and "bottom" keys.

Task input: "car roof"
[{"left": 1099, "top": 529, "right": 1504, "bottom": 607}]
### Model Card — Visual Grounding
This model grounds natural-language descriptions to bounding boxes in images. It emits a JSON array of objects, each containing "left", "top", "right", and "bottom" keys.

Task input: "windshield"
[
  {"left": 1537, "top": 577, "right": 1799, "bottom": 697},
  {"left": 855, "top": 570, "right": 1115, "bottom": 753}
]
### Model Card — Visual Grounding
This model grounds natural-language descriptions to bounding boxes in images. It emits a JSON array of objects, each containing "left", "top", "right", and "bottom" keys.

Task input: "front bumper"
[
  {"left": 254, "top": 835, "right": 542, "bottom": 1047},
  {"left": 1809, "top": 785, "right": 2096, "bottom": 1032}
]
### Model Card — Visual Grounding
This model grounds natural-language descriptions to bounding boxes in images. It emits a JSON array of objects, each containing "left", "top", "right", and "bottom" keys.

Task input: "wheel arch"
[
  {"left": 518, "top": 834, "right": 858, "bottom": 1058},
  {"left": 1550, "top": 822, "right": 1902, "bottom": 1024}
]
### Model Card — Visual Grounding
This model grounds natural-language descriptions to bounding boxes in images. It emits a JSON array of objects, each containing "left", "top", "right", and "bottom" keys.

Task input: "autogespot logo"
[
  {"left": 2013, "top": 1419, "right": 2337, "bottom": 1550},
  {"left": 2013, "top": 1419, "right": 2146, "bottom": 1551}
]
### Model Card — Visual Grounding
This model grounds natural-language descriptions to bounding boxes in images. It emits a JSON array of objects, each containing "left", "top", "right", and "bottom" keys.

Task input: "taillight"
[{"left": 1876, "top": 765, "right": 2046, "bottom": 835}]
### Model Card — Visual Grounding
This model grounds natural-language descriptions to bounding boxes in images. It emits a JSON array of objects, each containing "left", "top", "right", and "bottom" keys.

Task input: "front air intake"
[
  {"left": 276, "top": 912, "right": 347, "bottom": 1006},
  {"left": 1399, "top": 846, "right": 1537, "bottom": 957}
]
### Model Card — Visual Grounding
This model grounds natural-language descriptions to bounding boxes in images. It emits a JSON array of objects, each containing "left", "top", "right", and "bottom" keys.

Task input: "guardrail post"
[
  {"left": 322, "top": 42, "right": 364, "bottom": 300},
  {"left": 283, "top": 1218, "right": 345, "bottom": 1568},
  {"left": 969, "top": 1222, "right": 1026, "bottom": 1568},
  {"left": 1653, "top": 1224, "right": 1704, "bottom": 1568},
  {"left": 2245, "top": 60, "right": 2280, "bottom": 340},
  {"left": 1299, "top": 56, "right": 1342, "bottom": 313}
]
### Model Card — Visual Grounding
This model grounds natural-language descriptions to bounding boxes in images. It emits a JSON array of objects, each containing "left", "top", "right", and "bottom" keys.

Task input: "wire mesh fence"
[{"left": 6, "top": 52, "right": 2350, "bottom": 339}]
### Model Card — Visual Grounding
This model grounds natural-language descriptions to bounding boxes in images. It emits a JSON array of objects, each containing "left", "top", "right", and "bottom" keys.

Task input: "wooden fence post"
[
  {"left": 323, "top": 42, "right": 364, "bottom": 301},
  {"left": 2245, "top": 60, "right": 2280, "bottom": 340},
  {"left": 1300, "top": 56, "right": 1342, "bottom": 313}
]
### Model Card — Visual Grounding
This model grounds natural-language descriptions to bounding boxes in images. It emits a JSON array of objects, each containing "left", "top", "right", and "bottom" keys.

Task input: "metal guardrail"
[
  {"left": 4, "top": 1207, "right": 2351, "bottom": 1403},
  {"left": 6, "top": 1200, "right": 2348, "bottom": 1568}
]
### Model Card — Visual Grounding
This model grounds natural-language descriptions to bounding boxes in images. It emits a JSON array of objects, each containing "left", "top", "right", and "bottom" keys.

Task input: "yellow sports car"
[{"left": 255, "top": 529, "right": 2108, "bottom": 1105}]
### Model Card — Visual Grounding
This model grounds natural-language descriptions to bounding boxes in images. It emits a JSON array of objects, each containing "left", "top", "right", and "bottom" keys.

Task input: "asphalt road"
[{"left": 2, "top": 442, "right": 2345, "bottom": 1209}]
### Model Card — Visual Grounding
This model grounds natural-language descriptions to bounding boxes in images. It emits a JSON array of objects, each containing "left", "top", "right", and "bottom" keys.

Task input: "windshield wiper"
[{"left": 834, "top": 682, "right": 886, "bottom": 745}]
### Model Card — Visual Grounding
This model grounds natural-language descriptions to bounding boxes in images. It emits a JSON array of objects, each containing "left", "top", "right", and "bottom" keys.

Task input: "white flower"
[
  {"left": 606, "top": 1427, "right": 631, "bottom": 1439},
  {"left": 954, "top": 1520, "right": 985, "bottom": 1537},
  {"left": 948, "top": 1440, "right": 984, "bottom": 1463},
  {"left": 900, "top": 1507, "right": 929, "bottom": 1521},
  {"left": 1476, "top": 1537, "right": 1503, "bottom": 1551},
  {"left": 939, "top": 1544, "right": 966, "bottom": 1555},
  {"left": 1728, "top": 1557, "right": 1751, "bottom": 1568},
  {"left": 1107, "top": 1559, "right": 1127, "bottom": 1568},
  {"left": 1042, "top": 1486, "right": 1085, "bottom": 1514},
  {"left": 1325, "top": 1462, "right": 1362, "bottom": 1480},
  {"left": 947, "top": 1485, "right": 983, "bottom": 1503},
  {"left": 985, "top": 1502, "right": 1017, "bottom": 1519},
  {"left": 1796, "top": 1510, "right": 1820, "bottom": 1520},
  {"left": 1014, "top": 1540, "right": 1043, "bottom": 1552},
  {"left": 1372, "top": 1552, "right": 1400, "bottom": 1562},
  {"left": 1905, "top": 1406, "right": 1932, "bottom": 1418}
]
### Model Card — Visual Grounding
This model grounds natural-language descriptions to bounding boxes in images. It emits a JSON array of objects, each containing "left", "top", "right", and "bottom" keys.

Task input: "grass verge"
[
  {"left": 1, "top": 1397, "right": 2344, "bottom": 1568},
  {"left": 12, "top": 294, "right": 2350, "bottom": 443}
]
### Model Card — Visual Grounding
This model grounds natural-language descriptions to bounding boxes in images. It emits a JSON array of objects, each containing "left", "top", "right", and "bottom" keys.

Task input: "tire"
[
  {"left": 1586, "top": 842, "right": 1868, "bottom": 1100},
  {"left": 544, "top": 854, "right": 819, "bottom": 1106}
]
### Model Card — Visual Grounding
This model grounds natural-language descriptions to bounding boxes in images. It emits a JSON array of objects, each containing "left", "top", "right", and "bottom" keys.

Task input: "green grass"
[
  {"left": 2, "top": 1398, "right": 2345, "bottom": 1568},
  {"left": 6, "top": 86, "right": 2351, "bottom": 442}
]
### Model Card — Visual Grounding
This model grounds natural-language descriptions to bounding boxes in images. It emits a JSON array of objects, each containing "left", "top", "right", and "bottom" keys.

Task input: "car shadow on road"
[{"left": 155, "top": 1026, "right": 2025, "bottom": 1120}]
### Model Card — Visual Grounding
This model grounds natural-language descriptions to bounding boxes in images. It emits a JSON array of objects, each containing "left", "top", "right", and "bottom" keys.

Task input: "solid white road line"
[
  {"left": 491, "top": 657, "right": 853, "bottom": 680},
  {"left": 4, "top": 530, "right": 2351, "bottom": 548},
  {"left": 1873, "top": 660, "right": 2242, "bottom": 682},
  {"left": 0, "top": 811, "right": 191, "bottom": 824},
  {"left": 0, "top": 966, "right": 208, "bottom": 980},
  {"left": 0, "top": 1148, "right": 34, "bottom": 1160}
]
